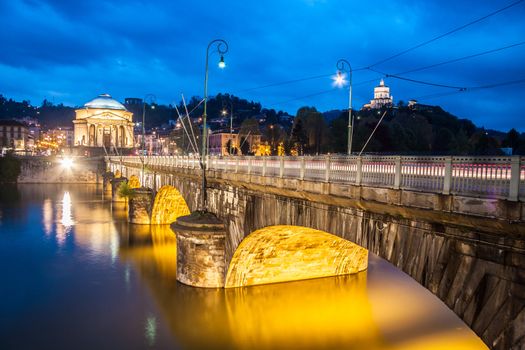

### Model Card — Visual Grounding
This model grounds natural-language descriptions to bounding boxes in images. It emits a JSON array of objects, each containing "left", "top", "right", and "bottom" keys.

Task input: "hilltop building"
[
  {"left": 363, "top": 79, "right": 393, "bottom": 109},
  {"left": 73, "top": 94, "right": 134, "bottom": 151}
]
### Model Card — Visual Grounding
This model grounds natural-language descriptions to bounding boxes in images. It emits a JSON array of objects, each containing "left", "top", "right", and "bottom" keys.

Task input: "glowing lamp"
[
  {"left": 60, "top": 157, "right": 74, "bottom": 169},
  {"left": 334, "top": 71, "right": 346, "bottom": 87},
  {"left": 221, "top": 109, "right": 227, "bottom": 116},
  {"left": 218, "top": 55, "right": 226, "bottom": 69}
]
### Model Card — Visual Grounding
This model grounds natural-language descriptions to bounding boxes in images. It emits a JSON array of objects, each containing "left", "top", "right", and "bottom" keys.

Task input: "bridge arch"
[
  {"left": 225, "top": 225, "right": 368, "bottom": 288},
  {"left": 128, "top": 175, "right": 140, "bottom": 189},
  {"left": 151, "top": 185, "right": 191, "bottom": 225}
]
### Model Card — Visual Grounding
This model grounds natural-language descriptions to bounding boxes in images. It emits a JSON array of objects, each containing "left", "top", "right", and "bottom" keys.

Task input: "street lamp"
[
  {"left": 142, "top": 94, "right": 156, "bottom": 155},
  {"left": 335, "top": 59, "right": 353, "bottom": 155},
  {"left": 201, "top": 39, "right": 229, "bottom": 210},
  {"left": 141, "top": 94, "right": 156, "bottom": 185}
]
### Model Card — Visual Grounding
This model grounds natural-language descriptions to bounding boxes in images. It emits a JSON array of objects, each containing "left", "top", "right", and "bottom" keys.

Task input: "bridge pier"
[
  {"left": 128, "top": 187, "right": 154, "bottom": 224},
  {"left": 171, "top": 212, "right": 226, "bottom": 288},
  {"left": 103, "top": 172, "right": 114, "bottom": 196},
  {"left": 111, "top": 177, "right": 128, "bottom": 202}
]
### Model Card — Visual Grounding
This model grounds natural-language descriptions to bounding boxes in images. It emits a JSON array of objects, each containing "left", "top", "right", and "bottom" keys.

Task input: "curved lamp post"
[
  {"left": 336, "top": 59, "right": 353, "bottom": 155},
  {"left": 201, "top": 39, "right": 229, "bottom": 210},
  {"left": 141, "top": 93, "right": 156, "bottom": 185}
]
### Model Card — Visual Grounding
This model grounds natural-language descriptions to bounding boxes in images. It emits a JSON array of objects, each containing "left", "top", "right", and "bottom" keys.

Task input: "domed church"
[{"left": 73, "top": 93, "right": 134, "bottom": 150}]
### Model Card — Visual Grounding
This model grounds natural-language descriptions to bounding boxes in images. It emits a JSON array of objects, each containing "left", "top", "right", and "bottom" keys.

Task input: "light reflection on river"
[{"left": 0, "top": 185, "right": 488, "bottom": 350}]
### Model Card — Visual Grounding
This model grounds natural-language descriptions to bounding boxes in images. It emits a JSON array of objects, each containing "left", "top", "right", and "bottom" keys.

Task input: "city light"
[
  {"left": 218, "top": 55, "right": 226, "bottom": 69},
  {"left": 59, "top": 157, "right": 74, "bottom": 169},
  {"left": 333, "top": 71, "right": 347, "bottom": 87}
]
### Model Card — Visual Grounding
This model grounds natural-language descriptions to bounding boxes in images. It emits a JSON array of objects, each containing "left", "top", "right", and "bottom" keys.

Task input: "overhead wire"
[
  {"left": 367, "top": 0, "right": 524, "bottom": 68},
  {"left": 226, "top": 1, "right": 525, "bottom": 108},
  {"left": 413, "top": 77, "right": 525, "bottom": 100}
]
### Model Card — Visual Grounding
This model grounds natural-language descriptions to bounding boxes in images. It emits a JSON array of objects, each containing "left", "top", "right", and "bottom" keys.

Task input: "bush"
[
  {"left": 117, "top": 180, "right": 136, "bottom": 199},
  {"left": 0, "top": 154, "right": 21, "bottom": 183}
]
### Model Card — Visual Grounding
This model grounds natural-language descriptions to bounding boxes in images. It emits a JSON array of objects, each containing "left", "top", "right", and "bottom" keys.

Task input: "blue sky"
[{"left": 1, "top": 0, "right": 524, "bottom": 131}]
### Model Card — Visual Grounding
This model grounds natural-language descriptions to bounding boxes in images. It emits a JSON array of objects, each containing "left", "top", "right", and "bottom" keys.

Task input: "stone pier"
[
  {"left": 128, "top": 187, "right": 154, "bottom": 224},
  {"left": 103, "top": 171, "right": 114, "bottom": 195},
  {"left": 111, "top": 177, "right": 127, "bottom": 202},
  {"left": 171, "top": 212, "right": 226, "bottom": 288}
]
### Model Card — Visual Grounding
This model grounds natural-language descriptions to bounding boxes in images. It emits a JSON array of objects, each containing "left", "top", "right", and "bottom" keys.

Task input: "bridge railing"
[{"left": 110, "top": 155, "right": 525, "bottom": 202}]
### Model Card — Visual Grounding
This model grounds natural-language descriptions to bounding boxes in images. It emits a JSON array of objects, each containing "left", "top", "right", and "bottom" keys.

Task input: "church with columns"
[
  {"left": 73, "top": 94, "right": 134, "bottom": 150},
  {"left": 363, "top": 79, "right": 393, "bottom": 109}
]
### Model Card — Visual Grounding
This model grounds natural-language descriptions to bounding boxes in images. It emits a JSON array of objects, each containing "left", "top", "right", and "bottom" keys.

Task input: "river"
[{"left": 0, "top": 184, "right": 488, "bottom": 349}]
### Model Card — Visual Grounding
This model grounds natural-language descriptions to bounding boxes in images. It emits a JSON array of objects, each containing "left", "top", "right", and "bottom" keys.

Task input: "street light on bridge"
[
  {"left": 141, "top": 94, "right": 156, "bottom": 185},
  {"left": 335, "top": 59, "right": 353, "bottom": 155},
  {"left": 201, "top": 39, "right": 229, "bottom": 210}
]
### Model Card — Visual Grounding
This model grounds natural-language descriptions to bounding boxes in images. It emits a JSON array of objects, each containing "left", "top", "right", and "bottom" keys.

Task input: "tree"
[
  {"left": 290, "top": 117, "right": 307, "bottom": 155},
  {"left": 471, "top": 130, "right": 502, "bottom": 155},
  {"left": 433, "top": 128, "right": 456, "bottom": 153},
  {"left": 0, "top": 154, "right": 21, "bottom": 183},
  {"left": 502, "top": 128, "right": 521, "bottom": 154}
]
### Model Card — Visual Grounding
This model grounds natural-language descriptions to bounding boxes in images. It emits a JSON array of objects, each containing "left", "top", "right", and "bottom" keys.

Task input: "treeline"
[
  {"left": 1, "top": 94, "right": 523, "bottom": 155},
  {"left": 280, "top": 105, "right": 524, "bottom": 156}
]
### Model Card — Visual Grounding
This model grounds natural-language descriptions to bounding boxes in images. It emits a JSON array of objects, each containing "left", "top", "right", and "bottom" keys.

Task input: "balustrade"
[{"left": 106, "top": 155, "right": 524, "bottom": 201}]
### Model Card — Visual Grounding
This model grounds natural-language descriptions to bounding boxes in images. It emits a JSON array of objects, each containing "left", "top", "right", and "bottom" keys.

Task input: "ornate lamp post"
[
  {"left": 201, "top": 39, "right": 229, "bottom": 210},
  {"left": 335, "top": 59, "right": 353, "bottom": 154},
  {"left": 141, "top": 94, "right": 156, "bottom": 185}
]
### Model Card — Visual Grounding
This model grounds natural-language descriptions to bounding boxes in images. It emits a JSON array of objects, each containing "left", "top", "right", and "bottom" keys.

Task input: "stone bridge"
[{"left": 106, "top": 155, "right": 525, "bottom": 350}]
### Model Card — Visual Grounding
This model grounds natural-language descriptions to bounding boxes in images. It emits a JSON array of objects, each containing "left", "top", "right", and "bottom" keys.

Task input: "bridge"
[{"left": 106, "top": 154, "right": 525, "bottom": 350}]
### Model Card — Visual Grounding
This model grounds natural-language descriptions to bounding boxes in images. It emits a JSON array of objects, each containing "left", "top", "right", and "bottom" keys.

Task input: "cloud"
[{"left": 1, "top": 0, "right": 524, "bottom": 131}]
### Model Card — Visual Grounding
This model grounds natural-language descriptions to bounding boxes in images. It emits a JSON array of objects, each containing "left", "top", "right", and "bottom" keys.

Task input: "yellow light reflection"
[
  {"left": 150, "top": 186, "right": 190, "bottom": 225},
  {"left": 225, "top": 274, "right": 383, "bottom": 350},
  {"left": 225, "top": 225, "right": 368, "bottom": 288},
  {"left": 61, "top": 192, "right": 74, "bottom": 228},
  {"left": 121, "top": 225, "right": 487, "bottom": 350},
  {"left": 42, "top": 198, "right": 53, "bottom": 236}
]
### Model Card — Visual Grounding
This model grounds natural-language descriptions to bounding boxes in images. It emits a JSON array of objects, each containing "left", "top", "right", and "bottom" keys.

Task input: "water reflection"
[
  {"left": 42, "top": 199, "right": 53, "bottom": 236},
  {"left": 0, "top": 185, "right": 488, "bottom": 350},
  {"left": 121, "top": 225, "right": 487, "bottom": 350}
]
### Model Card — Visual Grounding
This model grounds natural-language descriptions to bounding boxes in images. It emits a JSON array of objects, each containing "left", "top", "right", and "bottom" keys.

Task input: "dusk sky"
[{"left": 1, "top": 0, "right": 524, "bottom": 131}]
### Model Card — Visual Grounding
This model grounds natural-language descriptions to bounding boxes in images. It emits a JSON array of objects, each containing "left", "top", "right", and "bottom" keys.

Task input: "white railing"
[{"left": 107, "top": 155, "right": 525, "bottom": 201}]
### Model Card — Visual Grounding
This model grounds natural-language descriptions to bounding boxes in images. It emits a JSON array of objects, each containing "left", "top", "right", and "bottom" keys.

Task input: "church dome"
[{"left": 84, "top": 93, "right": 127, "bottom": 110}]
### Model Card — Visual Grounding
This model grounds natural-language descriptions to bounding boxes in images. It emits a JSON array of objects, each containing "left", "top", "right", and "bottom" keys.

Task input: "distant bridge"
[{"left": 106, "top": 154, "right": 525, "bottom": 350}]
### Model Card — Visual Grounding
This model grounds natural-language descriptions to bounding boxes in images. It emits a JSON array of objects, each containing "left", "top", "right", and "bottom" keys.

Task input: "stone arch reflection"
[
  {"left": 225, "top": 225, "right": 368, "bottom": 288},
  {"left": 150, "top": 185, "right": 190, "bottom": 225}
]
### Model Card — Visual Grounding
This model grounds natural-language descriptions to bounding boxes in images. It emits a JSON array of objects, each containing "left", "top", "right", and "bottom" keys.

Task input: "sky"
[{"left": 1, "top": 0, "right": 524, "bottom": 131}]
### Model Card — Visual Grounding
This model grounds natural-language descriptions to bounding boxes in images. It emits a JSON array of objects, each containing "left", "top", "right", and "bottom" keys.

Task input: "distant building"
[
  {"left": 73, "top": 93, "right": 134, "bottom": 149},
  {"left": 363, "top": 79, "right": 393, "bottom": 109},
  {"left": 48, "top": 126, "right": 74, "bottom": 147},
  {"left": 208, "top": 132, "right": 239, "bottom": 155},
  {"left": 0, "top": 120, "right": 29, "bottom": 151},
  {"left": 408, "top": 99, "right": 434, "bottom": 112}
]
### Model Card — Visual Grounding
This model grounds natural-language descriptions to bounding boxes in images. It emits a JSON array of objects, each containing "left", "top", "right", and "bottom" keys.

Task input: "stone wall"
[{"left": 17, "top": 156, "right": 104, "bottom": 184}]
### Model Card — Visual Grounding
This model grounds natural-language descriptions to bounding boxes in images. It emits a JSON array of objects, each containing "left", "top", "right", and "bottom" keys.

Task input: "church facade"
[
  {"left": 73, "top": 94, "right": 134, "bottom": 149},
  {"left": 363, "top": 79, "right": 393, "bottom": 109}
]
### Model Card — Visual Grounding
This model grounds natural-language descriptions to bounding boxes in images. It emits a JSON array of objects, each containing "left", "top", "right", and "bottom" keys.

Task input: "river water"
[{"left": 0, "top": 184, "right": 488, "bottom": 350}]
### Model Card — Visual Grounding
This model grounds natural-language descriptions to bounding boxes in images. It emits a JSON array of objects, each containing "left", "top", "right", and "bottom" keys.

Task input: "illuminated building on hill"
[{"left": 363, "top": 79, "right": 393, "bottom": 109}]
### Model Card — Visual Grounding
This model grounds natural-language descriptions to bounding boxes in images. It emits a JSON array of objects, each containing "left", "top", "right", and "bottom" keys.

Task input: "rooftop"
[{"left": 84, "top": 93, "right": 127, "bottom": 111}]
